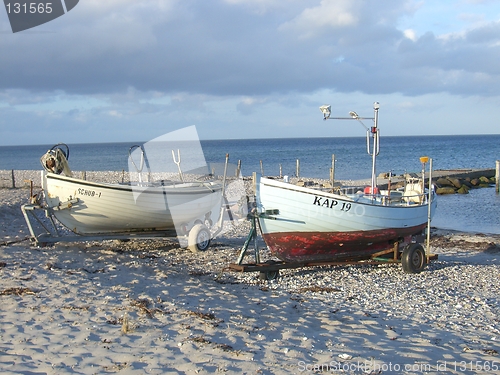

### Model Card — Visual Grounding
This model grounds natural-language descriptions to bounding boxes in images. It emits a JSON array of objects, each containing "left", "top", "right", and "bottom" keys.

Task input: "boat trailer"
[
  {"left": 20, "top": 179, "right": 228, "bottom": 252},
  {"left": 226, "top": 211, "right": 438, "bottom": 281},
  {"left": 21, "top": 198, "right": 211, "bottom": 251}
]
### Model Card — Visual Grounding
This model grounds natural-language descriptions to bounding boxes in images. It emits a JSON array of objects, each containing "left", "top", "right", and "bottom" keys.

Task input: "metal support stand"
[
  {"left": 21, "top": 204, "right": 60, "bottom": 243},
  {"left": 236, "top": 211, "right": 261, "bottom": 265}
]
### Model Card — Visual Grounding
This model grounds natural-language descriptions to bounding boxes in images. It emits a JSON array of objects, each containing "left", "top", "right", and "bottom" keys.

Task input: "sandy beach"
[{"left": 1, "top": 186, "right": 500, "bottom": 374}]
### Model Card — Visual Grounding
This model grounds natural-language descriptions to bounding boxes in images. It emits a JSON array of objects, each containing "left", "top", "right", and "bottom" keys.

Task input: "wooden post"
[
  {"left": 11, "top": 169, "right": 15, "bottom": 188},
  {"left": 236, "top": 160, "right": 241, "bottom": 177},
  {"left": 260, "top": 160, "right": 264, "bottom": 176},
  {"left": 279, "top": 164, "right": 282, "bottom": 179},
  {"left": 330, "top": 154, "right": 335, "bottom": 188},
  {"left": 426, "top": 158, "right": 433, "bottom": 263},
  {"left": 496, "top": 160, "right": 500, "bottom": 194},
  {"left": 296, "top": 159, "right": 300, "bottom": 178}
]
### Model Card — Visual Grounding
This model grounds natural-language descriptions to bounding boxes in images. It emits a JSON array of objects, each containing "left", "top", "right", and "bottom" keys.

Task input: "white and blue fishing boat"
[{"left": 248, "top": 103, "right": 437, "bottom": 275}]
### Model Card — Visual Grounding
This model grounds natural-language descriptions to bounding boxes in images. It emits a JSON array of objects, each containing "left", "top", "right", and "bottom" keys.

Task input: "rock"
[
  {"left": 338, "top": 354, "right": 353, "bottom": 360},
  {"left": 479, "top": 176, "right": 491, "bottom": 184},
  {"left": 436, "top": 178, "right": 454, "bottom": 187},
  {"left": 461, "top": 180, "right": 473, "bottom": 188},
  {"left": 436, "top": 187, "right": 456, "bottom": 195},
  {"left": 447, "top": 177, "right": 463, "bottom": 189},
  {"left": 457, "top": 185, "right": 469, "bottom": 194},
  {"left": 470, "top": 178, "right": 480, "bottom": 186}
]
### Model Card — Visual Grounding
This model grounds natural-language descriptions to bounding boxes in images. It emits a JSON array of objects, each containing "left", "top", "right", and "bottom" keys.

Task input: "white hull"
[
  {"left": 256, "top": 177, "right": 436, "bottom": 262},
  {"left": 43, "top": 173, "right": 223, "bottom": 235}
]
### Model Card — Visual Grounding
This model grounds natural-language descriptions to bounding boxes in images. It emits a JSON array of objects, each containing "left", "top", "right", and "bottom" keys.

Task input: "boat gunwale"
[
  {"left": 259, "top": 177, "right": 433, "bottom": 210},
  {"left": 46, "top": 173, "right": 223, "bottom": 195}
]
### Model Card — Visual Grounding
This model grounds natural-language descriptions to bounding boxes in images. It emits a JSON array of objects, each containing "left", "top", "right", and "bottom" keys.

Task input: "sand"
[{"left": 1, "top": 187, "right": 500, "bottom": 374}]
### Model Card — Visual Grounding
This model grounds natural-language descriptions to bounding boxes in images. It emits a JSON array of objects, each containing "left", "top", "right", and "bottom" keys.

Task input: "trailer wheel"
[
  {"left": 401, "top": 243, "right": 426, "bottom": 273},
  {"left": 187, "top": 224, "right": 211, "bottom": 252},
  {"left": 259, "top": 260, "right": 279, "bottom": 281}
]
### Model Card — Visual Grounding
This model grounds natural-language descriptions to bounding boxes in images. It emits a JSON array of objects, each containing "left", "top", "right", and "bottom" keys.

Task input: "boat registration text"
[
  {"left": 77, "top": 188, "right": 102, "bottom": 198},
  {"left": 313, "top": 196, "right": 351, "bottom": 212}
]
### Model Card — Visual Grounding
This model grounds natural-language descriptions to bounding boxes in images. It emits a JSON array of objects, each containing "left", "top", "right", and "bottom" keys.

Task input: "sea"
[{"left": 1, "top": 134, "right": 499, "bottom": 234}]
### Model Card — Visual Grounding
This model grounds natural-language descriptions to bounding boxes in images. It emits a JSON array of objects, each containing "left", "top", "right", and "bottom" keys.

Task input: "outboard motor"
[{"left": 40, "top": 143, "right": 73, "bottom": 176}]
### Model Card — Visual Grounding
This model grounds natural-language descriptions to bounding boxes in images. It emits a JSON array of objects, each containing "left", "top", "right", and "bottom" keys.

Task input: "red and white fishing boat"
[{"left": 254, "top": 102, "right": 437, "bottom": 272}]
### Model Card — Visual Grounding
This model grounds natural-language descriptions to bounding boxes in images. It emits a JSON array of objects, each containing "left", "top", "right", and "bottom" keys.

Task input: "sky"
[{"left": 1, "top": 0, "right": 500, "bottom": 146}]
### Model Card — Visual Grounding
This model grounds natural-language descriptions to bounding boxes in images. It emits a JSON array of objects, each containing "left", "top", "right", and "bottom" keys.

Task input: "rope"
[{"left": 0, "top": 236, "right": 31, "bottom": 247}]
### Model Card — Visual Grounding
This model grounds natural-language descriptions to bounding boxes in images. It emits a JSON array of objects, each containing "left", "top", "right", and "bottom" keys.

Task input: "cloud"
[
  {"left": 1, "top": 0, "right": 500, "bottom": 145},
  {"left": 1, "top": 0, "right": 499, "bottom": 98},
  {"left": 404, "top": 29, "right": 418, "bottom": 41},
  {"left": 236, "top": 96, "right": 269, "bottom": 115},
  {"left": 279, "top": 1, "right": 359, "bottom": 39}
]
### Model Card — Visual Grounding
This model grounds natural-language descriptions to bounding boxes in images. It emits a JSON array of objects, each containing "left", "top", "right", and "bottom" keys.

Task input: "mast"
[
  {"left": 370, "top": 102, "right": 380, "bottom": 194},
  {"left": 320, "top": 102, "right": 380, "bottom": 196}
]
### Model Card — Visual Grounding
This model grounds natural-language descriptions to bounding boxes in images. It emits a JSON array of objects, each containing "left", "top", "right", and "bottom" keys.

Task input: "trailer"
[
  {"left": 21, "top": 198, "right": 213, "bottom": 252},
  {"left": 226, "top": 211, "right": 438, "bottom": 281}
]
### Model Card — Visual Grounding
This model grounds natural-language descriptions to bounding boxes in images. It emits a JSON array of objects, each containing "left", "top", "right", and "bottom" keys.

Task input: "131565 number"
[{"left": 5, "top": 2, "right": 53, "bottom": 14}]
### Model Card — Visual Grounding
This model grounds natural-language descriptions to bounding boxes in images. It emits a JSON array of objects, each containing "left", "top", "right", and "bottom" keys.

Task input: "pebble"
[
  {"left": 215, "top": 244, "right": 500, "bottom": 341},
  {"left": 2, "top": 180, "right": 500, "bottom": 353}
]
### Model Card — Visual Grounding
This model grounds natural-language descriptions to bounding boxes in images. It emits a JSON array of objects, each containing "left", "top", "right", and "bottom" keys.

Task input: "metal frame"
[
  {"left": 21, "top": 202, "right": 179, "bottom": 246},
  {"left": 226, "top": 210, "right": 437, "bottom": 279}
]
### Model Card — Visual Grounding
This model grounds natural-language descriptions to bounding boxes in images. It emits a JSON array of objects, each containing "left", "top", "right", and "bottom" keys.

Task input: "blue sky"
[{"left": 1, "top": 0, "right": 500, "bottom": 145}]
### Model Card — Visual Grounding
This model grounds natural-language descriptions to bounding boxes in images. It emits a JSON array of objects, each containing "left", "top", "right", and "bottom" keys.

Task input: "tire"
[
  {"left": 187, "top": 224, "right": 211, "bottom": 252},
  {"left": 259, "top": 260, "right": 280, "bottom": 281},
  {"left": 401, "top": 243, "right": 426, "bottom": 273}
]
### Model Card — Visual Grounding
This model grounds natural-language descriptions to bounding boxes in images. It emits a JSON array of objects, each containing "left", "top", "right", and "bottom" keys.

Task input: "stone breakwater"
[
  {"left": 435, "top": 175, "right": 495, "bottom": 195},
  {"left": 375, "top": 168, "right": 496, "bottom": 195},
  {"left": 429, "top": 169, "right": 496, "bottom": 195}
]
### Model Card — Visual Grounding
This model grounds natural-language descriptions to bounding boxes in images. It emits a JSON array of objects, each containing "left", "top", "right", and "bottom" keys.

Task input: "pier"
[{"left": 376, "top": 168, "right": 495, "bottom": 192}]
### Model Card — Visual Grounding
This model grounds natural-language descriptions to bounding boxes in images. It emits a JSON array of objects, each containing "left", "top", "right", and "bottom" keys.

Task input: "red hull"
[{"left": 262, "top": 224, "right": 427, "bottom": 263}]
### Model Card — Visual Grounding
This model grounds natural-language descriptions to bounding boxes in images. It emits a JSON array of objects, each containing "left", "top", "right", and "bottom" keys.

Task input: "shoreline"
[
  {"left": 2, "top": 166, "right": 499, "bottom": 237},
  {"left": 0, "top": 167, "right": 496, "bottom": 188}
]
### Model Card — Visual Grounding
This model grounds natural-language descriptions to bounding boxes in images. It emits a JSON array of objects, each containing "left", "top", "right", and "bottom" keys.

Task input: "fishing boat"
[
  {"left": 23, "top": 142, "right": 226, "bottom": 251},
  {"left": 253, "top": 102, "right": 437, "bottom": 273}
]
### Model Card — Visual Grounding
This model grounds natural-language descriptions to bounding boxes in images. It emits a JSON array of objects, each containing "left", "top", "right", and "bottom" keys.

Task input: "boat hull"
[
  {"left": 43, "top": 173, "right": 223, "bottom": 235},
  {"left": 257, "top": 177, "right": 436, "bottom": 262}
]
